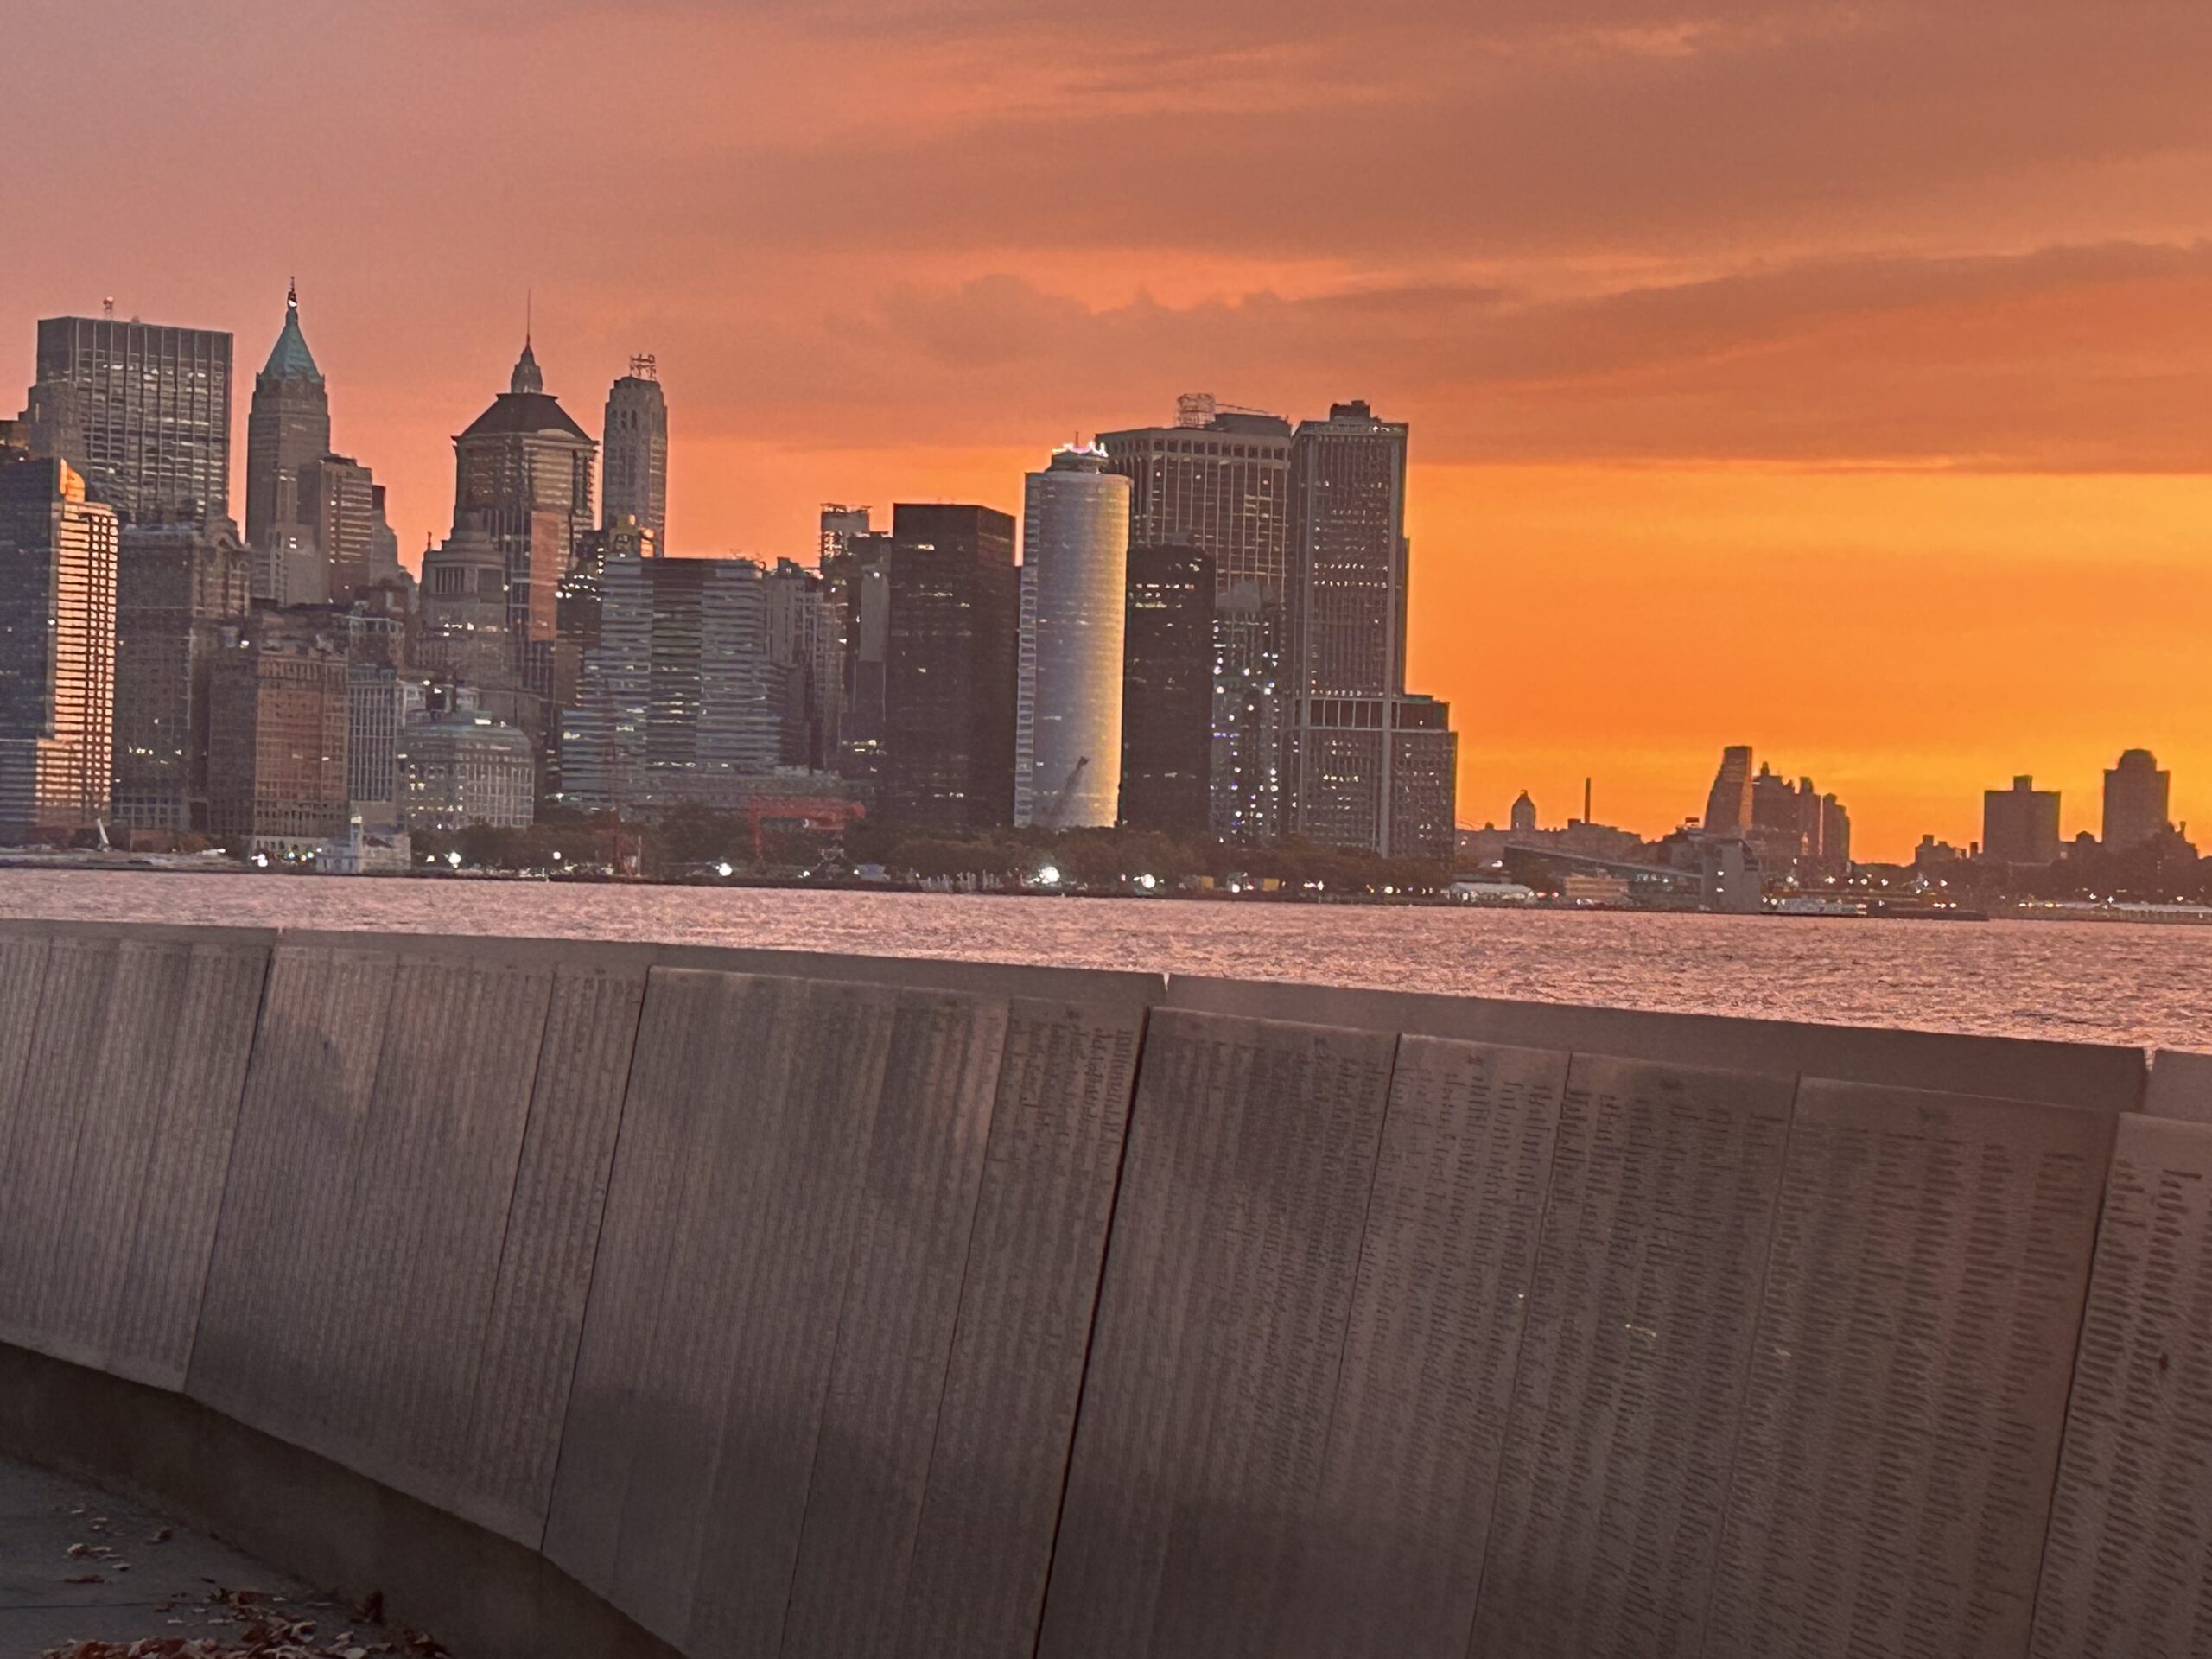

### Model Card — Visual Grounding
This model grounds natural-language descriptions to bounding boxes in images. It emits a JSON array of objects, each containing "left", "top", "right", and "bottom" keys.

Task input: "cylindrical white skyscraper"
[{"left": 1016, "top": 445, "right": 1131, "bottom": 830}]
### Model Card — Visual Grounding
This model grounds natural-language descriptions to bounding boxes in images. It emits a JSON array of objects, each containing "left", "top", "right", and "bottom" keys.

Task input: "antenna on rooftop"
[
  {"left": 629, "top": 353, "right": 658, "bottom": 380},
  {"left": 102, "top": 297, "right": 115, "bottom": 319}
]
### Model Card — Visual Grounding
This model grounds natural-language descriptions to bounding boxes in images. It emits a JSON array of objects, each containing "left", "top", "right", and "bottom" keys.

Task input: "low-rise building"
[{"left": 398, "top": 707, "right": 535, "bottom": 830}]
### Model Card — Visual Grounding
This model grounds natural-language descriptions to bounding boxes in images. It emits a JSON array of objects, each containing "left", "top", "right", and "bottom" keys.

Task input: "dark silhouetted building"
[
  {"left": 1101, "top": 397, "right": 1293, "bottom": 841},
  {"left": 880, "top": 503, "right": 1017, "bottom": 831},
  {"left": 112, "top": 517, "right": 251, "bottom": 834},
  {"left": 830, "top": 531, "right": 893, "bottom": 779},
  {"left": 1985, "top": 775, "right": 2062, "bottom": 866},
  {"left": 1119, "top": 543, "right": 1213, "bottom": 837},
  {"left": 1283, "top": 400, "right": 1458, "bottom": 861},
  {"left": 2103, "top": 748, "right": 2171, "bottom": 850},
  {"left": 24, "top": 315, "right": 231, "bottom": 526},
  {"left": 0, "top": 457, "right": 117, "bottom": 841},
  {"left": 1823, "top": 796, "right": 1852, "bottom": 868},
  {"left": 820, "top": 503, "right": 873, "bottom": 563},
  {"left": 1726, "top": 753, "right": 1849, "bottom": 874},
  {"left": 602, "top": 357, "right": 668, "bottom": 552},
  {"left": 244, "top": 285, "right": 329, "bottom": 569},
  {"left": 1704, "top": 745, "right": 1755, "bottom": 835}
]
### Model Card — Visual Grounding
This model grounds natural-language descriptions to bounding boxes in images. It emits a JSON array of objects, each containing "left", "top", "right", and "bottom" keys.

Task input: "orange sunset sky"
[{"left": 6, "top": 0, "right": 2210, "bottom": 861}]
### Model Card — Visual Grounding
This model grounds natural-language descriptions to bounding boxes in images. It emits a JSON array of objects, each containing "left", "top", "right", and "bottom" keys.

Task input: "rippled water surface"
[{"left": 1, "top": 868, "right": 2206, "bottom": 1050}]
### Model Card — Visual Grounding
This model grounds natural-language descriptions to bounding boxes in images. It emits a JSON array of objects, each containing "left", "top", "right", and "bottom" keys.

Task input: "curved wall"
[{"left": 0, "top": 918, "right": 2203, "bottom": 1659}]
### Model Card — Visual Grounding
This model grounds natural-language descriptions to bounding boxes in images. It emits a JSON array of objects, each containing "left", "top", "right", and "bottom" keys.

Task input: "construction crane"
[{"left": 1035, "top": 756, "right": 1091, "bottom": 833}]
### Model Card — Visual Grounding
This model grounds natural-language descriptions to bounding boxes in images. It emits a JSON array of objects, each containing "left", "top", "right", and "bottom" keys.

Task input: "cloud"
[{"left": 830, "top": 243, "right": 2212, "bottom": 470}]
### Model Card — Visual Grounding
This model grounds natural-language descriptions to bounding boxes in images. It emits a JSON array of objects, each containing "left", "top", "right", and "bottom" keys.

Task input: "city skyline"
[
  {"left": 5, "top": 292, "right": 2189, "bottom": 863},
  {"left": 7, "top": 2, "right": 2210, "bottom": 858}
]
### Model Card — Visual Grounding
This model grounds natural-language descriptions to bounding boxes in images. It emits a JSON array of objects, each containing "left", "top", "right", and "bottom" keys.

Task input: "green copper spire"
[{"left": 260, "top": 279, "right": 322, "bottom": 384}]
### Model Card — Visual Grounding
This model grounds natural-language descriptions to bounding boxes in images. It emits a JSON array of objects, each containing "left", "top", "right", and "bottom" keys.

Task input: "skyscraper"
[
  {"left": 23, "top": 315, "right": 232, "bottom": 525},
  {"left": 832, "top": 534, "right": 894, "bottom": 779},
  {"left": 602, "top": 358, "right": 668, "bottom": 551},
  {"left": 1985, "top": 775, "right": 2062, "bottom": 866},
  {"left": 347, "top": 664, "right": 428, "bottom": 819},
  {"left": 764, "top": 557, "right": 833, "bottom": 769},
  {"left": 1822, "top": 796, "right": 1853, "bottom": 867},
  {"left": 0, "top": 457, "right": 117, "bottom": 841},
  {"left": 452, "top": 338, "right": 596, "bottom": 672},
  {"left": 245, "top": 284, "right": 329, "bottom": 556},
  {"left": 296, "top": 453, "right": 400, "bottom": 605},
  {"left": 820, "top": 504, "right": 873, "bottom": 563},
  {"left": 416, "top": 525, "right": 513, "bottom": 691},
  {"left": 559, "top": 555, "right": 780, "bottom": 813},
  {"left": 1284, "top": 401, "right": 1459, "bottom": 861},
  {"left": 880, "top": 504, "right": 1018, "bottom": 831},
  {"left": 2103, "top": 748, "right": 2171, "bottom": 850},
  {"left": 1101, "top": 398, "right": 1293, "bottom": 841},
  {"left": 1745, "top": 762, "right": 1849, "bottom": 872},
  {"left": 1119, "top": 543, "right": 1214, "bottom": 838},
  {"left": 111, "top": 517, "right": 251, "bottom": 834},
  {"left": 1704, "top": 745, "right": 1755, "bottom": 835},
  {"left": 1016, "top": 447, "right": 1130, "bottom": 830},
  {"left": 205, "top": 611, "right": 352, "bottom": 855}
]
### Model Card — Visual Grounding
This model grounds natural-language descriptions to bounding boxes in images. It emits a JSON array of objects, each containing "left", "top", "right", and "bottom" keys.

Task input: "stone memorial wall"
[{"left": 0, "top": 918, "right": 2198, "bottom": 1659}]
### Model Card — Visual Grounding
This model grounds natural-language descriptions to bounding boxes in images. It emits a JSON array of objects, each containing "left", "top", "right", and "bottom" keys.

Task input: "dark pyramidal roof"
[{"left": 458, "top": 340, "right": 591, "bottom": 443}]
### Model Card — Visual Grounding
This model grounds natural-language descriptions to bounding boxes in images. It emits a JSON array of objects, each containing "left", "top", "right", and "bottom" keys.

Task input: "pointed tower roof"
[
  {"left": 511, "top": 337, "right": 543, "bottom": 395},
  {"left": 260, "top": 281, "right": 322, "bottom": 384}
]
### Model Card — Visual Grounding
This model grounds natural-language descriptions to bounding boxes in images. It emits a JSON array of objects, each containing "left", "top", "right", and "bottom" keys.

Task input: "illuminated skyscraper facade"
[
  {"left": 1016, "top": 447, "right": 1129, "bottom": 829},
  {"left": 0, "top": 457, "right": 117, "bottom": 841}
]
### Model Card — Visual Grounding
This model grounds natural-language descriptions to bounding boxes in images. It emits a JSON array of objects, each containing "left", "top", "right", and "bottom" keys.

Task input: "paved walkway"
[{"left": 0, "top": 1452, "right": 435, "bottom": 1657}]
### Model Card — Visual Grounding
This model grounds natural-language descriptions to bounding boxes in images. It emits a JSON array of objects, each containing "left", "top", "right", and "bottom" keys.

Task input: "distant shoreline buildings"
[
  {"left": 0, "top": 291, "right": 1467, "bottom": 870},
  {"left": 0, "top": 289, "right": 2192, "bottom": 895}
]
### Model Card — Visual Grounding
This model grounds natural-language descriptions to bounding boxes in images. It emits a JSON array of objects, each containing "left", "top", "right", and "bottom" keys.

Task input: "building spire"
[
  {"left": 509, "top": 291, "right": 544, "bottom": 394},
  {"left": 259, "top": 280, "right": 321, "bottom": 384}
]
